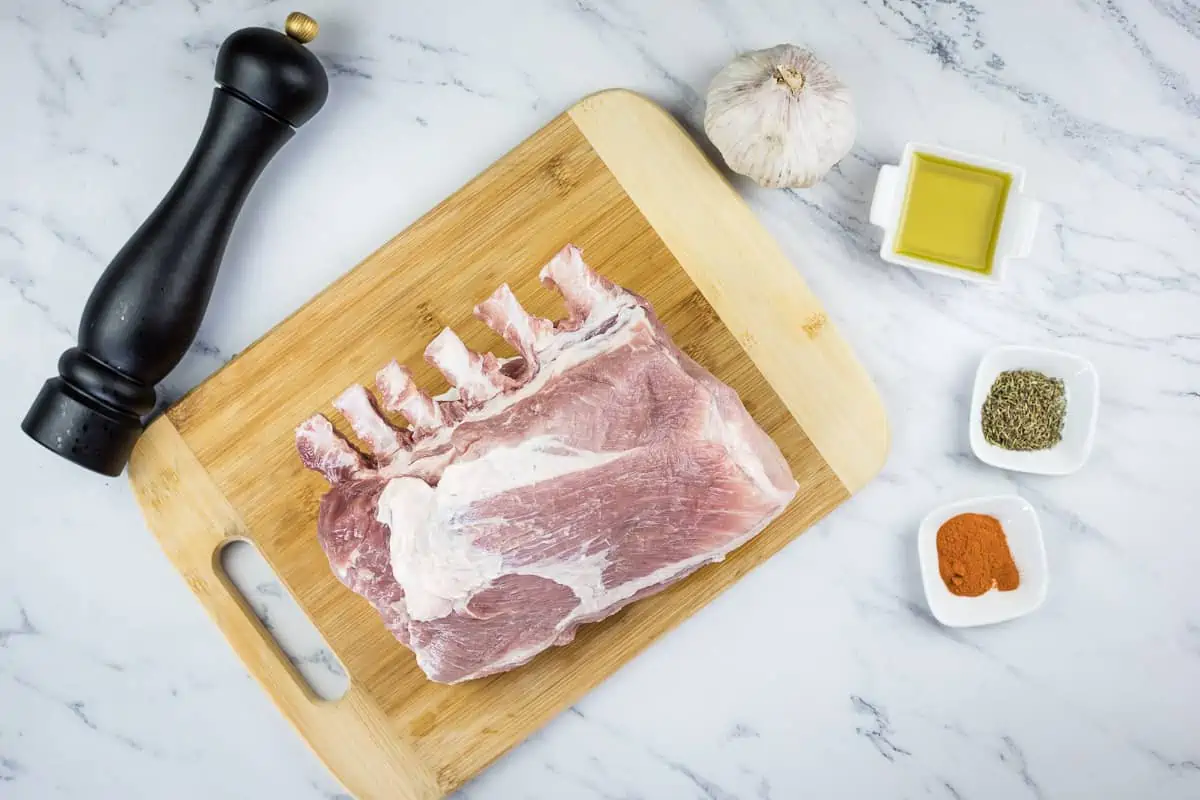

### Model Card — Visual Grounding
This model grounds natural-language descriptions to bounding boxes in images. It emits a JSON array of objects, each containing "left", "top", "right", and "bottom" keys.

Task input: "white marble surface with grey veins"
[{"left": 3, "top": 0, "right": 1198, "bottom": 798}]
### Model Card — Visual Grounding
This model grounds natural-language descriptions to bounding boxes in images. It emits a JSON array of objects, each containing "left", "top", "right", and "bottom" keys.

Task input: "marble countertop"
[{"left": 3, "top": 1, "right": 1198, "bottom": 798}]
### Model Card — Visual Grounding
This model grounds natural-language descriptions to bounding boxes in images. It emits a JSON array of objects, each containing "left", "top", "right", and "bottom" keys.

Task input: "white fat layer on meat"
[
  {"left": 380, "top": 476, "right": 503, "bottom": 621},
  {"left": 438, "top": 435, "right": 625, "bottom": 500},
  {"left": 449, "top": 501, "right": 786, "bottom": 683},
  {"left": 703, "top": 395, "right": 798, "bottom": 505},
  {"left": 379, "top": 437, "right": 623, "bottom": 622}
]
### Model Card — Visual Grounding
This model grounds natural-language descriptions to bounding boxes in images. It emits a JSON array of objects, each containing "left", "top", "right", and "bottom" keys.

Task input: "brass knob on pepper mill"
[
  {"left": 21, "top": 12, "right": 329, "bottom": 476},
  {"left": 285, "top": 11, "right": 320, "bottom": 43}
]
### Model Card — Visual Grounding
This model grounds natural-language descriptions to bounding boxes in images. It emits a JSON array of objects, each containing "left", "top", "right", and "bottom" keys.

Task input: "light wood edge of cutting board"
[
  {"left": 569, "top": 90, "right": 890, "bottom": 492},
  {"left": 127, "top": 417, "right": 442, "bottom": 800}
]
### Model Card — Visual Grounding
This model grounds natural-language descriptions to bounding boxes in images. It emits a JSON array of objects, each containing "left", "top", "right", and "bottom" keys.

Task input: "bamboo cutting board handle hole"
[{"left": 217, "top": 539, "right": 350, "bottom": 702}]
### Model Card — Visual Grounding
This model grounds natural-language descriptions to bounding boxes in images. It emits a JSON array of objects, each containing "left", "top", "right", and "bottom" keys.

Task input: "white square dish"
[
  {"left": 868, "top": 142, "right": 1041, "bottom": 284},
  {"left": 969, "top": 345, "right": 1099, "bottom": 475},
  {"left": 918, "top": 495, "right": 1048, "bottom": 628}
]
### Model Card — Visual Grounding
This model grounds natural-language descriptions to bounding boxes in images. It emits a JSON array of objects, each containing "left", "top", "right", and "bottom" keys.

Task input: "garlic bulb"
[{"left": 704, "top": 44, "right": 856, "bottom": 189}]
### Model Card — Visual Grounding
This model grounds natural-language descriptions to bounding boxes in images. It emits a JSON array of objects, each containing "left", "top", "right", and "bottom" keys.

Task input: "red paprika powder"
[{"left": 936, "top": 513, "right": 1019, "bottom": 597}]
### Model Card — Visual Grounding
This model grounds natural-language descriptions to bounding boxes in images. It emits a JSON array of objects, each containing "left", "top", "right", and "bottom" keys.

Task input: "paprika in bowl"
[{"left": 917, "top": 495, "right": 1048, "bottom": 627}]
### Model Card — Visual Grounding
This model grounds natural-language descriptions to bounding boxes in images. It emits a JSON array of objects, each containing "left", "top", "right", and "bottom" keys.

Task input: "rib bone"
[
  {"left": 539, "top": 244, "right": 620, "bottom": 327},
  {"left": 474, "top": 283, "right": 553, "bottom": 379},
  {"left": 424, "top": 328, "right": 517, "bottom": 407},
  {"left": 295, "top": 415, "right": 368, "bottom": 484},
  {"left": 376, "top": 361, "right": 444, "bottom": 435},
  {"left": 333, "top": 384, "right": 411, "bottom": 460}
]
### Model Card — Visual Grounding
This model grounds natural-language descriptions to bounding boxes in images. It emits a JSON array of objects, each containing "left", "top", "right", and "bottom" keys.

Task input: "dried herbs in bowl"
[
  {"left": 981, "top": 369, "right": 1066, "bottom": 451},
  {"left": 969, "top": 345, "right": 1098, "bottom": 475}
]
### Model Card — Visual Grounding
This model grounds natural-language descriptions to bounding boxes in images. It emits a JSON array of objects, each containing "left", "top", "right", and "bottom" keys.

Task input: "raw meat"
[{"left": 296, "top": 245, "right": 797, "bottom": 683}]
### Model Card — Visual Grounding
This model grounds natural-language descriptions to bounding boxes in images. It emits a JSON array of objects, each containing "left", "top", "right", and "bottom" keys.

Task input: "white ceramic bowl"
[
  {"left": 969, "top": 345, "right": 1099, "bottom": 475},
  {"left": 918, "top": 495, "right": 1048, "bottom": 627},
  {"left": 868, "top": 142, "right": 1041, "bottom": 284}
]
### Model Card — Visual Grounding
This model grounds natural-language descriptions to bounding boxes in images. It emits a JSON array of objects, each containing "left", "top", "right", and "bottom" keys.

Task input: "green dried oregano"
[{"left": 981, "top": 369, "right": 1067, "bottom": 451}]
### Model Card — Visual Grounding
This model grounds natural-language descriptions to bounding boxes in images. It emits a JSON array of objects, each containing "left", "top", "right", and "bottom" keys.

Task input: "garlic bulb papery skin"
[{"left": 704, "top": 44, "right": 856, "bottom": 189}]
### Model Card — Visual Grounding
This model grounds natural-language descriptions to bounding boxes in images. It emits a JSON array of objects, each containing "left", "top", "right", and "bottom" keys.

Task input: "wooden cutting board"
[{"left": 128, "top": 90, "right": 887, "bottom": 800}]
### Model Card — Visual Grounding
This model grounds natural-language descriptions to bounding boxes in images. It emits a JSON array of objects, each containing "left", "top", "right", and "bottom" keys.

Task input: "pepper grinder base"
[{"left": 21, "top": 379, "right": 143, "bottom": 477}]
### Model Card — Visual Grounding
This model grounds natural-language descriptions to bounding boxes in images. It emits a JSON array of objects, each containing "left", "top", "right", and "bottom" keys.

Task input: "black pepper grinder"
[{"left": 22, "top": 12, "right": 329, "bottom": 477}]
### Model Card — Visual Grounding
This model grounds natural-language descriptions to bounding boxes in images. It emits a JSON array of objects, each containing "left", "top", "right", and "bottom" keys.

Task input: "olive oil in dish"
[
  {"left": 894, "top": 153, "right": 1012, "bottom": 275},
  {"left": 869, "top": 143, "right": 1040, "bottom": 284}
]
